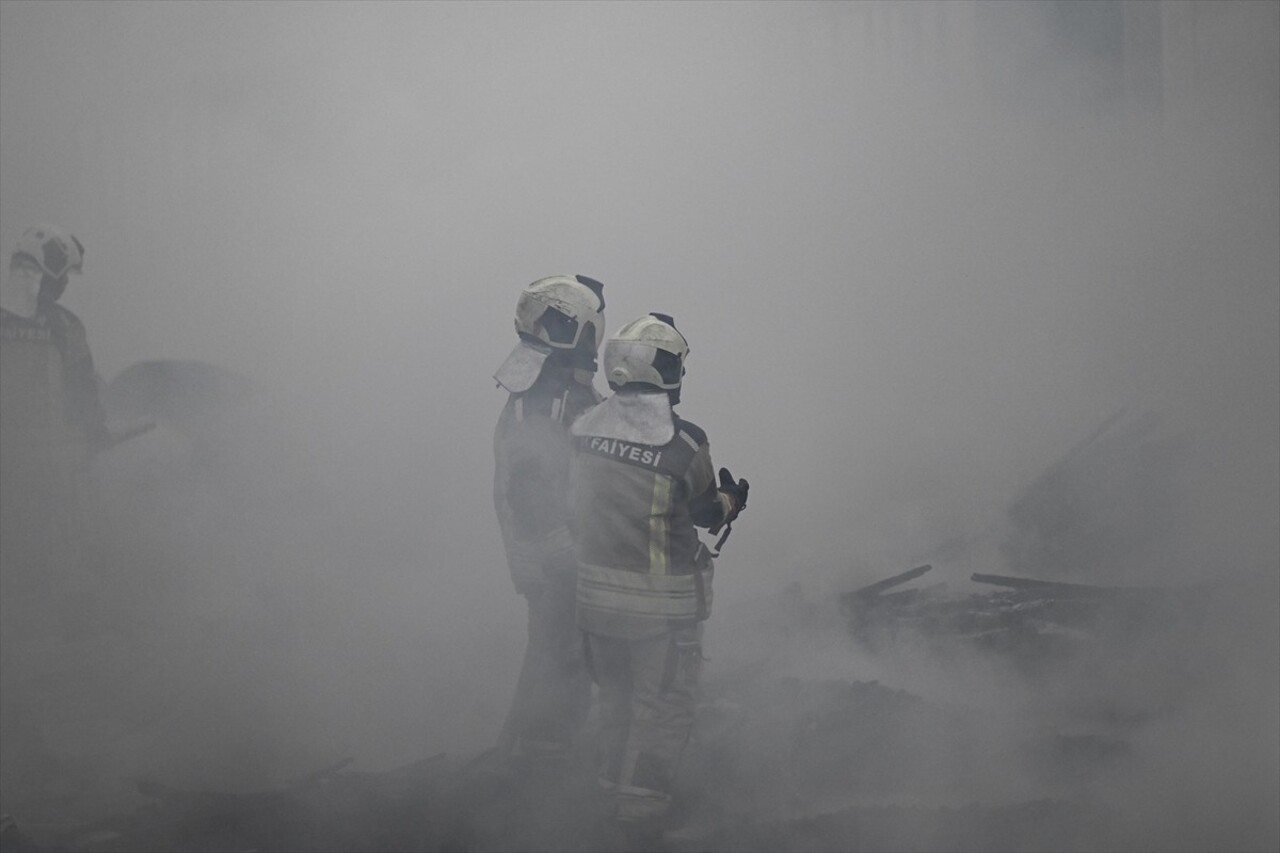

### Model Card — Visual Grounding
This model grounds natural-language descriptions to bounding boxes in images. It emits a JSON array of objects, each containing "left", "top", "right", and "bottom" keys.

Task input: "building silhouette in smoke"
[{"left": 825, "top": 1, "right": 1271, "bottom": 126}]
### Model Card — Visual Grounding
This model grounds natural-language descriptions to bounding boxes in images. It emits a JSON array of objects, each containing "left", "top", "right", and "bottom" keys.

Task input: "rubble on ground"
[
  {"left": 7, "top": 664, "right": 1140, "bottom": 853},
  {"left": 842, "top": 564, "right": 1206, "bottom": 675}
]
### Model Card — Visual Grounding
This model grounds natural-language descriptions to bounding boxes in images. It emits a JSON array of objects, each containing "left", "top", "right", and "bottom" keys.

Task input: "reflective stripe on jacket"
[{"left": 577, "top": 560, "right": 713, "bottom": 628}]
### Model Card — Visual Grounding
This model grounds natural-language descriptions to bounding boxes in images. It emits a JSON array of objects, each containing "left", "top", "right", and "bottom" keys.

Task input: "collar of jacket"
[{"left": 570, "top": 390, "right": 674, "bottom": 445}]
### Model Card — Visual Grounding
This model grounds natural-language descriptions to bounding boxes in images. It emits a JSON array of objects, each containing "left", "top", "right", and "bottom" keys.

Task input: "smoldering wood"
[
  {"left": 847, "top": 560, "right": 1206, "bottom": 669},
  {"left": 969, "top": 572, "right": 1164, "bottom": 600},
  {"left": 845, "top": 564, "right": 933, "bottom": 601}
]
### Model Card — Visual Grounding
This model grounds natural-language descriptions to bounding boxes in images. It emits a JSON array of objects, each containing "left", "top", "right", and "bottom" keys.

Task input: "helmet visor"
[
  {"left": 539, "top": 306, "right": 582, "bottom": 347},
  {"left": 15, "top": 231, "right": 82, "bottom": 280},
  {"left": 651, "top": 348, "right": 684, "bottom": 386}
]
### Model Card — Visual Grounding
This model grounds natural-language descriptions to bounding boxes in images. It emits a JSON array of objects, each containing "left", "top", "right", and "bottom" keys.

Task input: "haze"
[{"left": 1, "top": 1, "right": 1276, "bottom": 848}]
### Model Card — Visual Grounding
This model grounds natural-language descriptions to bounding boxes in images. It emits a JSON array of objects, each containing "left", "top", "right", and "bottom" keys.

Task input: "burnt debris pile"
[
  {"left": 845, "top": 409, "right": 1206, "bottom": 676},
  {"left": 843, "top": 564, "right": 1205, "bottom": 673}
]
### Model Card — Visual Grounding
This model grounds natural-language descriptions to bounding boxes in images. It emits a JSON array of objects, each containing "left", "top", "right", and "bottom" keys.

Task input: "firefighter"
[
  {"left": 0, "top": 224, "right": 108, "bottom": 810},
  {"left": 492, "top": 274, "right": 607, "bottom": 767},
  {"left": 569, "top": 313, "right": 748, "bottom": 844},
  {"left": 0, "top": 224, "right": 108, "bottom": 621}
]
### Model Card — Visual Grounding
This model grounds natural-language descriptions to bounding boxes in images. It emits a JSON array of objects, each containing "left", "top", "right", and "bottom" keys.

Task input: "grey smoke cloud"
[{"left": 1, "top": 0, "right": 1276, "bottom": 844}]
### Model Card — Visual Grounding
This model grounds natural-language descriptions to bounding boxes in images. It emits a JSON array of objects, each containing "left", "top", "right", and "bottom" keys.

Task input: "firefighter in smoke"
[
  {"left": 0, "top": 224, "right": 109, "bottom": 625},
  {"left": 569, "top": 313, "right": 748, "bottom": 842},
  {"left": 0, "top": 224, "right": 109, "bottom": 802},
  {"left": 492, "top": 274, "right": 607, "bottom": 766}
]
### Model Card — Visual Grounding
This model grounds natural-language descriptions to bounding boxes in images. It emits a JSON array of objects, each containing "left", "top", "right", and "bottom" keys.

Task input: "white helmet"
[
  {"left": 495, "top": 275, "right": 606, "bottom": 393},
  {"left": 514, "top": 275, "right": 606, "bottom": 353},
  {"left": 604, "top": 313, "right": 689, "bottom": 392},
  {"left": 12, "top": 224, "right": 84, "bottom": 281}
]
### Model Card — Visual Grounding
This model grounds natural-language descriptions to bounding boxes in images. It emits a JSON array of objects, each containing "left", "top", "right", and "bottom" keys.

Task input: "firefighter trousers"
[
  {"left": 584, "top": 624, "right": 702, "bottom": 822},
  {"left": 505, "top": 569, "right": 592, "bottom": 759}
]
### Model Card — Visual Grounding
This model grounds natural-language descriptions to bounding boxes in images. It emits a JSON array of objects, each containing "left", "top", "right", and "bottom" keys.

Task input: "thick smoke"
[{"left": 1, "top": 1, "right": 1276, "bottom": 848}]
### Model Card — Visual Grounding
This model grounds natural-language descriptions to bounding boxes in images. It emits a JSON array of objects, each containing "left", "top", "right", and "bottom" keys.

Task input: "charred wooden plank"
[
  {"left": 969, "top": 573, "right": 1160, "bottom": 600},
  {"left": 846, "top": 565, "right": 933, "bottom": 601}
]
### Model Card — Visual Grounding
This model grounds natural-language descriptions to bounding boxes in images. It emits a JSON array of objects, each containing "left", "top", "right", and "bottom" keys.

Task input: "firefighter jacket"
[
  {"left": 569, "top": 394, "right": 733, "bottom": 640},
  {"left": 1, "top": 305, "right": 107, "bottom": 499},
  {"left": 493, "top": 365, "right": 602, "bottom": 593},
  {"left": 1, "top": 304, "right": 108, "bottom": 604}
]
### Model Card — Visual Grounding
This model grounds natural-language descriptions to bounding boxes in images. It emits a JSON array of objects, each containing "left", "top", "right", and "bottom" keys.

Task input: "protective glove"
[{"left": 718, "top": 467, "right": 749, "bottom": 522}]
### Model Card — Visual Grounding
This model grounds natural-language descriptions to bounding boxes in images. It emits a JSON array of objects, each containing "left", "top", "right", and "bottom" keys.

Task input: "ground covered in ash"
[
  {"left": 0, "top": 674, "right": 1133, "bottom": 853},
  {"left": 5, "top": 570, "right": 1275, "bottom": 853}
]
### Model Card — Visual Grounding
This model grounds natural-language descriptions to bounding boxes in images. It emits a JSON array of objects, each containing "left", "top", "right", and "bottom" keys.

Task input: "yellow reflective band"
[
  {"left": 648, "top": 474, "right": 671, "bottom": 575},
  {"left": 577, "top": 563, "right": 704, "bottom": 620}
]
